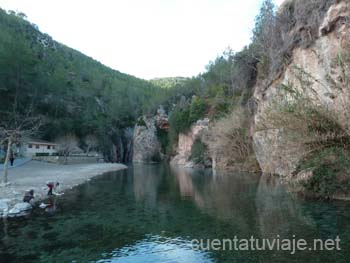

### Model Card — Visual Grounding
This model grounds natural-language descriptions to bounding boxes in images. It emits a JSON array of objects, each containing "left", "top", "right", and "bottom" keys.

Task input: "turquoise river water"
[{"left": 0, "top": 164, "right": 350, "bottom": 262}]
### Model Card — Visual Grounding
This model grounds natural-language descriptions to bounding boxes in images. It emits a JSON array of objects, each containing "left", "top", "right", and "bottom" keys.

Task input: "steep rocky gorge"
[
  {"left": 132, "top": 107, "right": 168, "bottom": 163},
  {"left": 130, "top": 0, "right": 350, "bottom": 199},
  {"left": 252, "top": 0, "right": 350, "bottom": 198},
  {"left": 132, "top": 117, "right": 161, "bottom": 163},
  {"left": 253, "top": 0, "right": 350, "bottom": 175},
  {"left": 132, "top": 106, "right": 211, "bottom": 168}
]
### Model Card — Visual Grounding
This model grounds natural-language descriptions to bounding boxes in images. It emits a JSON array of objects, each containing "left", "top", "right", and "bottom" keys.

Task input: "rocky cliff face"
[
  {"left": 170, "top": 119, "right": 210, "bottom": 167},
  {"left": 132, "top": 107, "right": 169, "bottom": 163},
  {"left": 133, "top": 117, "right": 161, "bottom": 163},
  {"left": 253, "top": 0, "right": 350, "bottom": 176}
]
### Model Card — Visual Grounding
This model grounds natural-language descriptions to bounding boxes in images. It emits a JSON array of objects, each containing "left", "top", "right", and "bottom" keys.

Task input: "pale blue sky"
[{"left": 0, "top": 0, "right": 284, "bottom": 79}]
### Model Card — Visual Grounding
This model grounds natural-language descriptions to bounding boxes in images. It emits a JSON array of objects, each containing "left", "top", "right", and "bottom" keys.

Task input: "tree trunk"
[{"left": 2, "top": 137, "right": 12, "bottom": 185}]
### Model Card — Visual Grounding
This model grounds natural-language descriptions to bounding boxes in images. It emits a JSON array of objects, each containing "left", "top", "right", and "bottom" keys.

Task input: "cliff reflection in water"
[
  {"left": 133, "top": 164, "right": 317, "bottom": 236},
  {"left": 133, "top": 164, "right": 163, "bottom": 208},
  {"left": 171, "top": 167, "right": 318, "bottom": 239},
  {"left": 256, "top": 174, "right": 315, "bottom": 239},
  {"left": 173, "top": 167, "right": 260, "bottom": 222}
]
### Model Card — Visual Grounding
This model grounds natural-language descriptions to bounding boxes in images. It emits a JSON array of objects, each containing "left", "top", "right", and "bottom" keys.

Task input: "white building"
[{"left": 23, "top": 139, "right": 59, "bottom": 157}]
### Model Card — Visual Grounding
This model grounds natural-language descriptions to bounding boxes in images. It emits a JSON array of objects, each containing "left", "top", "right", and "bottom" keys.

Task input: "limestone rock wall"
[
  {"left": 253, "top": 0, "right": 350, "bottom": 176},
  {"left": 132, "top": 106, "right": 169, "bottom": 163},
  {"left": 132, "top": 117, "right": 161, "bottom": 163},
  {"left": 170, "top": 119, "right": 210, "bottom": 167}
]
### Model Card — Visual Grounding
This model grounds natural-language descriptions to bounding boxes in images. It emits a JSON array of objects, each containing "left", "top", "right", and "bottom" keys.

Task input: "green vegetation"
[
  {"left": 165, "top": 96, "right": 208, "bottom": 153},
  {"left": 136, "top": 118, "right": 147, "bottom": 127},
  {"left": 189, "top": 97, "right": 207, "bottom": 123},
  {"left": 264, "top": 81, "right": 350, "bottom": 199},
  {"left": 189, "top": 138, "right": 207, "bottom": 165},
  {"left": 150, "top": 77, "right": 189, "bottom": 89},
  {"left": 167, "top": 107, "right": 191, "bottom": 154},
  {"left": 0, "top": 8, "right": 169, "bottom": 161},
  {"left": 168, "top": 107, "right": 191, "bottom": 135},
  {"left": 300, "top": 147, "right": 350, "bottom": 200},
  {"left": 156, "top": 126, "right": 169, "bottom": 155},
  {"left": 161, "top": 49, "right": 251, "bottom": 155},
  {"left": 35, "top": 153, "right": 50, "bottom": 157}
]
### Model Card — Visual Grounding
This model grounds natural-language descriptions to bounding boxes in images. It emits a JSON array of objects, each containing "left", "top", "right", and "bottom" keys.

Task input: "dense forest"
[{"left": 0, "top": 8, "right": 171, "bottom": 161}]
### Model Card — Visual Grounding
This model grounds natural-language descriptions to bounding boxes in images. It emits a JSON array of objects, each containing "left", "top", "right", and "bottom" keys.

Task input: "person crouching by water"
[
  {"left": 45, "top": 197, "right": 57, "bottom": 215},
  {"left": 23, "top": 189, "right": 34, "bottom": 203},
  {"left": 47, "top": 181, "right": 60, "bottom": 196}
]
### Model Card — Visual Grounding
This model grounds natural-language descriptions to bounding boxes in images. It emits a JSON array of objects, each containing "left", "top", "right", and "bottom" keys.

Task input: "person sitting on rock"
[{"left": 23, "top": 189, "right": 34, "bottom": 203}]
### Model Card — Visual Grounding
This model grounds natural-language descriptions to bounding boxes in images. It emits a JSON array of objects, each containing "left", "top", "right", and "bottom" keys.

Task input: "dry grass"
[
  {"left": 259, "top": 94, "right": 350, "bottom": 158},
  {"left": 294, "top": 0, "right": 335, "bottom": 47},
  {"left": 205, "top": 107, "right": 260, "bottom": 171}
]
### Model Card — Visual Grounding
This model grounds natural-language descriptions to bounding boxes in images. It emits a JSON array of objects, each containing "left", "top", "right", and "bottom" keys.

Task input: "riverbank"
[{"left": 0, "top": 160, "right": 127, "bottom": 216}]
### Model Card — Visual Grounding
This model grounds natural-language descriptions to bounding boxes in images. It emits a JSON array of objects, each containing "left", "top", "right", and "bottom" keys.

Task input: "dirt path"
[{"left": 0, "top": 161, "right": 127, "bottom": 205}]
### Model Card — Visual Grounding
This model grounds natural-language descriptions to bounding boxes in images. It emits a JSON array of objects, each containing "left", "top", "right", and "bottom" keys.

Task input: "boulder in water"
[{"left": 8, "top": 202, "right": 32, "bottom": 217}]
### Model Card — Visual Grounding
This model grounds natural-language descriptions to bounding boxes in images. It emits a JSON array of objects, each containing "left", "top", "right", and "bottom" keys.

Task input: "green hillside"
[
  {"left": 150, "top": 77, "right": 189, "bottom": 89},
  {"left": 0, "top": 8, "right": 168, "bottom": 160}
]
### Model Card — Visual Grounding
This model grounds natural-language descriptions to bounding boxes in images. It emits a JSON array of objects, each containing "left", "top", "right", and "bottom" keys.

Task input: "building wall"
[{"left": 24, "top": 143, "right": 58, "bottom": 157}]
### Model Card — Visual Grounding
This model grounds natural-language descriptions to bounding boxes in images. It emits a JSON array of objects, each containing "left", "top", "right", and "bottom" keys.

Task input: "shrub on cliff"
[
  {"left": 261, "top": 80, "right": 350, "bottom": 154},
  {"left": 169, "top": 107, "right": 191, "bottom": 135},
  {"left": 206, "top": 107, "right": 260, "bottom": 171},
  {"left": 299, "top": 147, "right": 350, "bottom": 200},
  {"left": 189, "top": 97, "right": 207, "bottom": 123},
  {"left": 262, "top": 82, "right": 350, "bottom": 199},
  {"left": 156, "top": 126, "right": 169, "bottom": 155},
  {"left": 136, "top": 118, "right": 147, "bottom": 127},
  {"left": 251, "top": 0, "right": 335, "bottom": 85},
  {"left": 189, "top": 138, "right": 208, "bottom": 165}
]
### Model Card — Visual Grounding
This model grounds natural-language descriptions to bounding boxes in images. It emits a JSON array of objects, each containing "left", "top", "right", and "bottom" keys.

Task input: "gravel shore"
[{"left": 0, "top": 161, "right": 127, "bottom": 206}]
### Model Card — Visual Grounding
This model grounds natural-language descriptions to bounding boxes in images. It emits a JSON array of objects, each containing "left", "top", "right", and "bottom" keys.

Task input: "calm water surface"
[{"left": 1, "top": 164, "right": 350, "bottom": 262}]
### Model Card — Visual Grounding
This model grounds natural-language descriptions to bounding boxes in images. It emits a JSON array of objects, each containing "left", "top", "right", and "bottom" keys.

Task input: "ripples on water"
[
  {"left": 97, "top": 235, "right": 212, "bottom": 263},
  {"left": 0, "top": 164, "right": 350, "bottom": 262}
]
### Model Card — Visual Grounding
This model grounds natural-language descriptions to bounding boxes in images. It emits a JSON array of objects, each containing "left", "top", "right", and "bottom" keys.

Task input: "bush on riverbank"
[
  {"left": 298, "top": 147, "right": 350, "bottom": 200},
  {"left": 263, "top": 82, "right": 350, "bottom": 199}
]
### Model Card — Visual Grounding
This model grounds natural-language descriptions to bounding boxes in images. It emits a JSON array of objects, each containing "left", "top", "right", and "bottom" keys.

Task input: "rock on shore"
[{"left": 0, "top": 161, "right": 127, "bottom": 218}]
